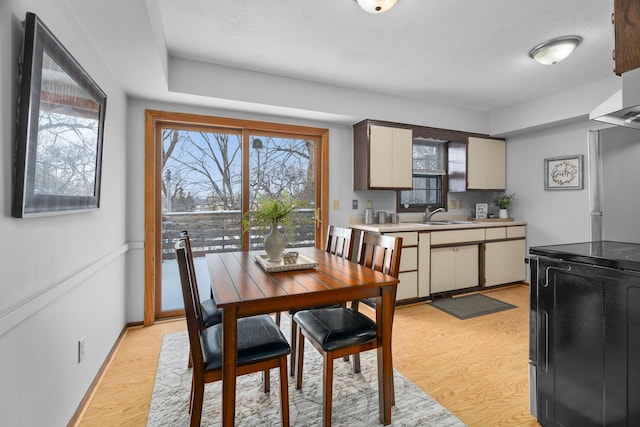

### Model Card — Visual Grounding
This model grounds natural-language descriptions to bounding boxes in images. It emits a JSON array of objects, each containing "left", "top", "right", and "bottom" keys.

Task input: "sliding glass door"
[{"left": 145, "top": 111, "right": 328, "bottom": 321}]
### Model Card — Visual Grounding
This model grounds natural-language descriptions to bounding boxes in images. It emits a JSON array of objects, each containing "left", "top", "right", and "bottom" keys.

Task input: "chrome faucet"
[{"left": 425, "top": 206, "right": 445, "bottom": 222}]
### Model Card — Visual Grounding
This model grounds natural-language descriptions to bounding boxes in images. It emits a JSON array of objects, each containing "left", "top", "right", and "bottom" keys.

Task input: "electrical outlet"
[
  {"left": 78, "top": 337, "right": 85, "bottom": 363},
  {"left": 332, "top": 199, "right": 339, "bottom": 210},
  {"left": 352, "top": 200, "right": 358, "bottom": 209}
]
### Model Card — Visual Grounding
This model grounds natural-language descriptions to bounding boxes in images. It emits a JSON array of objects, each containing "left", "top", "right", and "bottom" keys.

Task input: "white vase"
[
  {"left": 499, "top": 209, "right": 508, "bottom": 219},
  {"left": 264, "top": 223, "right": 286, "bottom": 262}
]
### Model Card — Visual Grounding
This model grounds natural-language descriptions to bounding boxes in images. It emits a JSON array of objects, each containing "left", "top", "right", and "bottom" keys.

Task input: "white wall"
[
  {"left": 506, "top": 120, "right": 609, "bottom": 250},
  {"left": 0, "top": 1, "right": 129, "bottom": 425}
]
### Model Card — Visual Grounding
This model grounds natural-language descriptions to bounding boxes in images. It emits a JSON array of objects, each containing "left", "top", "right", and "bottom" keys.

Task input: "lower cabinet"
[
  {"left": 384, "top": 231, "right": 419, "bottom": 301},
  {"left": 485, "top": 239, "right": 526, "bottom": 286},
  {"left": 430, "top": 245, "right": 479, "bottom": 293}
]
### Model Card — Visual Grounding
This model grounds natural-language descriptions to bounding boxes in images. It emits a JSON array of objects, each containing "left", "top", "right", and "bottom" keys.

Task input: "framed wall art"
[
  {"left": 12, "top": 12, "right": 107, "bottom": 217},
  {"left": 475, "top": 203, "right": 488, "bottom": 219},
  {"left": 544, "top": 155, "right": 583, "bottom": 190}
]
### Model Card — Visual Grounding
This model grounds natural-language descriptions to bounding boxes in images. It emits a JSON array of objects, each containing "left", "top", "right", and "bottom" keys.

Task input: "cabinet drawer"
[
  {"left": 507, "top": 225, "right": 526, "bottom": 238},
  {"left": 485, "top": 227, "right": 506, "bottom": 241},
  {"left": 396, "top": 271, "right": 418, "bottom": 300},
  {"left": 430, "top": 229, "right": 485, "bottom": 245},
  {"left": 385, "top": 231, "right": 418, "bottom": 246},
  {"left": 399, "top": 246, "right": 417, "bottom": 271}
]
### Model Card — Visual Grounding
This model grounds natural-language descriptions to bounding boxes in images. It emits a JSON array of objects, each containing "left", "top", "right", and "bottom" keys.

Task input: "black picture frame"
[{"left": 12, "top": 12, "right": 107, "bottom": 217}]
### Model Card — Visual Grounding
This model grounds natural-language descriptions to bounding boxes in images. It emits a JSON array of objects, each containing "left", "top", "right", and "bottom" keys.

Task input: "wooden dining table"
[{"left": 205, "top": 246, "right": 399, "bottom": 426}]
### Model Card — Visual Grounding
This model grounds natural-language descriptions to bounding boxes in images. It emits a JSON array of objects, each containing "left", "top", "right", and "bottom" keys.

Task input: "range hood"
[{"left": 590, "top": 68, "right": 640, "bottom": 129}]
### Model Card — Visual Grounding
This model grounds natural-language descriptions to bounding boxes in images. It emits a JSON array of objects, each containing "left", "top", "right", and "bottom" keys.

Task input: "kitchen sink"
[{"left": 423, "top": 220, "right": 477, "bottom": 225}]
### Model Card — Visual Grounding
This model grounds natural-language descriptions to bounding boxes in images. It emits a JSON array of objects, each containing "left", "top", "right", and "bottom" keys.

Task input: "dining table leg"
[
  {"left": 222, "top": 306, "right": 239, "bottom": 427},
  {"left": 377, "top": 285, "right": 395, "bottom": 425}
]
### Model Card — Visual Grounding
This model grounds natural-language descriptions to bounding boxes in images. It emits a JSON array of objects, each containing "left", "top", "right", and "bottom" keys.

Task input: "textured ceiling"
[{"left": 157, "top": 0, "right": 614, "bottom": 112}]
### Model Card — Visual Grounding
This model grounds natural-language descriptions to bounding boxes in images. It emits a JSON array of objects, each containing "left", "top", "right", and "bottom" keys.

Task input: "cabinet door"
[
  {"left": 431, "top": 247, "right": 456, "bottom": 293},
  {"left": 431, "top": 245, "right": 478, "bottom": 293},
  {"left": 485, "top": 240, "right": 526, "bottom": 286},
  {"left": 455, "top": 245, "right": 479, "bottom": 288},
  {"left": 369, "top": 125, "right": 394, "bottom": 188},
  {"left": 504, "top": 239, "right": 526, "bottom": 283},
  {"left": 369, "top": 125, "right": 412, "bottom": 188},
  {"left": 485, "top": 241, "right": 508, "bottom": 286},
  {"left": 467, "top": 137, "right": 505, "bottom": 190}
]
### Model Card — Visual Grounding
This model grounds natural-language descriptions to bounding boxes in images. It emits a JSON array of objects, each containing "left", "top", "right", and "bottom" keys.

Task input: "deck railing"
[{"left": 162, "top": 210, "right": 315, "bottom": 259}]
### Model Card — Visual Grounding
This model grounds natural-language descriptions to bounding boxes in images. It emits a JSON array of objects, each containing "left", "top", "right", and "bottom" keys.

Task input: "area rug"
[
  {"left": 147, "top": 316, "right": 465, "bottom": 426},
  {"left": 428, "top": 294, "right": 516, "bottom": 320}
]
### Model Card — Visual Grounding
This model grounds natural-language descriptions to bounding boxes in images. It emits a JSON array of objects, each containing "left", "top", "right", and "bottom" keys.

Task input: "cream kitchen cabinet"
[
  {"left": 429, "top": 228, "right": 483, "bottom": 294},
  {"left": 484, "top": 226, "right": 526, "bottom": 287},
  {"left": 431, "top": 245, "right": 479, "bottom": 293},
  {"left": 383, "top": 231, "right": 419, "bottom": 301},
  {"left": 467, "top": 136, "right": 506, "bottom": 190},
  {"left": 353, "top": 121, "right": 413, "bottom": 190}
]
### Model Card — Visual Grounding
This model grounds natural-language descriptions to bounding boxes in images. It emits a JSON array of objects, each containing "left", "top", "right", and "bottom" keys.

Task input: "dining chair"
[
  {"left": 276, "top": 225, "right": 355, "bottom": 376},
  {"left": 175, "top": 238, "right": 291, "bottom": 427},
  {"left": 180, "top": 231, "right": 221, "bottom": 368},
  {"left": 292, "top": 231, "right": 402, "bottom": 426},
  {"left": 181, "top": 231, "right": 222, "bottom": 328}
]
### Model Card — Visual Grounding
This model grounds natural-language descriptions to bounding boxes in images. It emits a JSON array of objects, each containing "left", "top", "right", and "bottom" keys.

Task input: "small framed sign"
[
  {"left": 544, "top": 155, "right": 583, "bottom": 190},
  {"left": 475, "top": 203, "right": 488, "bottom": 219}
]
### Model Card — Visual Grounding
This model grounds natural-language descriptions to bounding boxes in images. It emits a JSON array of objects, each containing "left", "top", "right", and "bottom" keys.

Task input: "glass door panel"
[
  {"left": 247, "top": 134, "right": 316, "bottom": 250},
  {"left": 159, "top": 127, "right": 242, "bottom": 314}
]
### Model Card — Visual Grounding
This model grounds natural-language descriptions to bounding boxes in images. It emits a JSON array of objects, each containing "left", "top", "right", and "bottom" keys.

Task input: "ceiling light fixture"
[
  {"left": 354, "top": 0, "right": 398, "bottom": 14},
  {"left": 529, "top": 35, "right": 582, "bottom": 65}
]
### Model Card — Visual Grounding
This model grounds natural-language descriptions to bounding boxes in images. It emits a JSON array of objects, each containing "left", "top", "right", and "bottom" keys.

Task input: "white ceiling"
[{"left": 66, "top": 0, "right": 616, "bottom": 121}]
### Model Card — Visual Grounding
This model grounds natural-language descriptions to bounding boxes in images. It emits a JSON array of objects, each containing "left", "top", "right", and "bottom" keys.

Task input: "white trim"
[{"left": 0, "top": 243, "right": 130, "bottom": 336}]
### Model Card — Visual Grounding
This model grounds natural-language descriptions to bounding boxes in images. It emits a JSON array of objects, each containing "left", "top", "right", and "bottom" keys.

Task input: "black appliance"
[{"left": 528, "top": 241, "right": 640, "bottom": 426}]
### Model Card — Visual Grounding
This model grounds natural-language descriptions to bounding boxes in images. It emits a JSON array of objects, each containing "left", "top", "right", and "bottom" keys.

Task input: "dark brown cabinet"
[{"left": 614, "top": 0, "right": 640, "bottom": 75}]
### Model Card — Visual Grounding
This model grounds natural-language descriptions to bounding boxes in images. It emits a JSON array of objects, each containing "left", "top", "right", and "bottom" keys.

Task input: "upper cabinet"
[
  {"left": 467, "top": 137, "right": 506, "bottom": 190},
  {"left": 614, "top": 0, "right": 640, "bottom": 75},
  {"left": 353, "top": 121, "right": 413, "bottom": 190}
]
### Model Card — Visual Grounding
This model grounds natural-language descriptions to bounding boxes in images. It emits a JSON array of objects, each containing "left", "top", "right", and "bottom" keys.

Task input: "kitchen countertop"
[{"left": 352, "top": 220, "right": 527, "bottom": 233}]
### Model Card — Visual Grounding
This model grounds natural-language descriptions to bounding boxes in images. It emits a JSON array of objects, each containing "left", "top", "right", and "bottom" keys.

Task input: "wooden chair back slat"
[
  {"left": 325, "top": 226, "right": 355, "bottom": 260},
  {"left": 356, "top": 232, "right": 402, "bottom": 278}
]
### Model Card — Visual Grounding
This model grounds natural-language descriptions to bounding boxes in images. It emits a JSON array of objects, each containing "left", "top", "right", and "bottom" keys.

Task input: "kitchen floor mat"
[{"left": 428, "top": 293, "right": 516, "bottom": 320}]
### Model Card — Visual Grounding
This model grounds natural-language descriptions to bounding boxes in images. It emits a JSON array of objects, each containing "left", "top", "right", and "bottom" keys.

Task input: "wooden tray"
[{"left": 254, "top": 253, "right": 318, "bottom": 272}]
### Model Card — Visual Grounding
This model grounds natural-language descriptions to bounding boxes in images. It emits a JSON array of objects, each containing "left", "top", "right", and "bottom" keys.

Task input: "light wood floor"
[{"left": 75, "top": 284, "right": 540, "bottom": 426}]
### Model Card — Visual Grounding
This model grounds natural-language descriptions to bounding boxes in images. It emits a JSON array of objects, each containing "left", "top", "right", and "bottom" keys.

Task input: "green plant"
[
  {"left": 492, "top": 192, "right": 515, "bottom": 209},
  {"left": 241, "top": 194, "right": 313, "bottom": 240}
]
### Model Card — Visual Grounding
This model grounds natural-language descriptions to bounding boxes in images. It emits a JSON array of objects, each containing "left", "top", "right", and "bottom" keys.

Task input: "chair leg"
[
  {"left": 190, "top": 377, "right": 205, "bottom": 427},
  {"left": 188, "top": 348, "right": 193, "bottom": 368},
  {"left": 289, "top": 317, "right": 297, "bottom": 377},
  {"left": 322, "top": 354, "right": 334, "bottom": 427},
  {"left": 189, "top": 376, "right": 194, "bottom": 414},
  {"left": 295, "top": 325, "right": 305, "bottom": 390},
  {"left": 263, "top": 369, "right": 271, "bottom": 393},
  {"left": 279, "top": 356, "right": 290, "bottom": 427},
  {"left": 352, "top": 353, "right": 361, "bottom": 373},
  {"left": 275, "top": 311, "right": 281, "bottom": 326}
]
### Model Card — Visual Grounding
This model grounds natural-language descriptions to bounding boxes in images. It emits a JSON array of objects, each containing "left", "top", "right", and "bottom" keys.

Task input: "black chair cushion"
[
  {"left": 293, "top": 308, "right": 377, "bottom": 352},
  {"left": 201, "top": 299, "right": 222, "bottom": 327},
  {"left": 201, "top": 314, "right": 291, "bottom": 371}
]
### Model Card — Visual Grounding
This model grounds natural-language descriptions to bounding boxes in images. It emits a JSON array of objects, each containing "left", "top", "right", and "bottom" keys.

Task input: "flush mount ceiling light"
[
  {"left": 529, "top": 35, "right": 583, "bottom": 65},
  {"left": 354, "top": 0, "right": 398, "bottom": 14}
]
